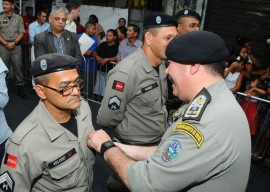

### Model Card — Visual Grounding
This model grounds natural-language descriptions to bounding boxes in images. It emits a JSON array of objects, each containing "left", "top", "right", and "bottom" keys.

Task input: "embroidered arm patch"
[
  {"left": 160, "top": 139, "right": 182, "bottom": 164},
  {"left": 174, "top": 122, "right": 204, "bottom": 148},
  {"left": 0, "top": 172, "right": 14, "bottom": 192},
  {"left": 4, "top": 154, "right": 18, "bottom": 169}
]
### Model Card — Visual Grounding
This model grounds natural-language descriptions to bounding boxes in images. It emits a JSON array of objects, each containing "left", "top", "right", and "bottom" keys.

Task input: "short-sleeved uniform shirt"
[
  {"left": 127, "top": 80, "right": 251, "bottom": 192},
  {"left": 0, "top": 99, "right": 95, "bottom": 192},
  {"left": 97, "top": 49, "right": 168, "bottom": 145},
  {"left": 0, "top": 12, "right": 25, "bottom": 42}
]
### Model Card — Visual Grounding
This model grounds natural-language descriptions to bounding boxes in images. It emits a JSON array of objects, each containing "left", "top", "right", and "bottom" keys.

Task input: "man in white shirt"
[{"left": 65, "top": 0, "right": 81, "bottom": 33}]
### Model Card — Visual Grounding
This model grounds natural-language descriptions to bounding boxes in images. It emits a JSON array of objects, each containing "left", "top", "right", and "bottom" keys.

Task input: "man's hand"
[
  {"left": 88, "top": 130, "right": 112, "bottom": 153},
  {"left": 5, "top": 42, "right": 15, "bottom": 51}
]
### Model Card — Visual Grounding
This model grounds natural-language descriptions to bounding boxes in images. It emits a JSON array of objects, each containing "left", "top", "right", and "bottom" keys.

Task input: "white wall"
[{"left": 56, "top": 3, "right": 129, "bottom": 33}]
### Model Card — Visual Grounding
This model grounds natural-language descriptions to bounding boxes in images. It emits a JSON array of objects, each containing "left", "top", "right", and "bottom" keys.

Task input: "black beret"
[
  {"left": 143, "top": 13, "right": 177, "bottom": 30},
  {"left": 165, "top": 31, "right": 229, "bottom": 64},
  {"left": 31, "top": 53, "right": 77, "bottom": 77},
  {"left": 175, "top": 9, "right": 201, "bottom": 21},
  {"left": 3, "top": 0, "right": 14, "bottom": 4}
]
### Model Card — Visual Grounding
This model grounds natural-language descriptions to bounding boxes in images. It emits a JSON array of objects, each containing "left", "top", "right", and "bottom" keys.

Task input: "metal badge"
[
  {"left": 184, "top": 10, "right": 189, "bottom": 15},
  {"left": 156, "top": 16, "right": 161, "bottom": 24},
  {"left": 40, "top": 59, "right": 47, "bottom": 71}
]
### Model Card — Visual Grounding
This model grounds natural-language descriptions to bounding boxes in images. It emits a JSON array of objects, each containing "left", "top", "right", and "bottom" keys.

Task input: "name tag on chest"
[
  {"left": 141, "top": 82, "right": 158, "bottom": 94},
  {"left": 48, "top": 148, "right": 77, "bottom": 169}
]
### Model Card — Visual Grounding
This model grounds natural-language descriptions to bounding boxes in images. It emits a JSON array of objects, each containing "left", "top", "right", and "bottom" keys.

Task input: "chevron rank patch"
[
  {"left": 174, "top": 122, "right": 204, "bottom": 148},
  {"left": 183, "top": 88, "right": 211, "bottom": 122},
  {"left": 108, "top": 96, "right": 121, "bottom": 110},
  {"left": 160, "top": 139, "right": 182, "bottom": 164},
  {"left": 0, "top": 172, "right": 14, "bottom": 192}
]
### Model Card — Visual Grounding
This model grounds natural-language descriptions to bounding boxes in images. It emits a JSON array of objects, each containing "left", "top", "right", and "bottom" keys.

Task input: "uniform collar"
[
  {"left": 36, "top": 99, "right": 88, "bottom": 142},
  {"left": 138, "top": 48, "right": 165, "bottom": 77}
]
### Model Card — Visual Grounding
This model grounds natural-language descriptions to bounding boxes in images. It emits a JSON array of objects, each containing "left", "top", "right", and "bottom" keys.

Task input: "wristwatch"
[{"left": 100, "top": 141, "right": 116, "bottom": 157}]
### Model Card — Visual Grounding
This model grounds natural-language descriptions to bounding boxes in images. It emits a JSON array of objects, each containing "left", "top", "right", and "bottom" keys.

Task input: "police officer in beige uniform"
[
  {"left": 0, "top": 0, "right": 27, "bottom": 99},
  {"left": 166, "top": 9, "right": 202, "bottom": 114},
  {"left": 0, "top": 53, "right": 95, "bottom": 192},
  {"left": 88, "top": 31, "right": 251, "bottom": 192},
  {"left": 97, "top": 13, "right": 177, "bottom": 191}
]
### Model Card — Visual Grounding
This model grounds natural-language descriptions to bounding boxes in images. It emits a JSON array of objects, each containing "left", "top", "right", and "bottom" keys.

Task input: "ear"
[
  {"left": 190, "top": 64, "right": 200, "bottom": 75},
  {"left": 48, "top": 16, "right": 52, "bottom": 23},
  {"left": 35, "top": 85, "right": 47, "bottom": 100},
  {"left": 144, "top": 31, "right": 152, "bottom": 46}
]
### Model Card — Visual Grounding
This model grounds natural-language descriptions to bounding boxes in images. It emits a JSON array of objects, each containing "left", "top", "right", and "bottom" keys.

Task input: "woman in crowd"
[
  {"left": 89, "top": 14, "right": 105, "bottom": 44},
  {"left": 224, "top": 44, "right": 247, "bottom": 94},
  {"left": 93, "top": 29, "right": 119, "bottom": 101},
  {"left": 116, "top": 26, "right": 127, "bottom": 43},
  {"left": 241, "top": 78, "right": 267, "bottom": 136}
]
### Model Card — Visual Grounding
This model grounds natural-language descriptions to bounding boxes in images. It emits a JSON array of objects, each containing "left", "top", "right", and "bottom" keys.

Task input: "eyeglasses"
[
  {"left": 38, "top": 79, "right": 84, "bottom": 96},
  {"left": 179, "top": 23, "right": 200, "bottom": 29}
]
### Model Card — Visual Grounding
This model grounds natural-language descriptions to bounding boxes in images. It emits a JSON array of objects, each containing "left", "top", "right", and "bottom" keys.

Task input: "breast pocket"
[
  {"left": 0, "top": 22, "right": 8, "bottom": 34},
  {"left": 138, "top": 85, "right": 161, "bottom": 114},
  {"left": 47, "top": 153, "right": 84, "bottom": 189}
]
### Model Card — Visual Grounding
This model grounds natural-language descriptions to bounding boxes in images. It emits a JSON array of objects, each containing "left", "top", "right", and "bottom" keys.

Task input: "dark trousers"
[{"left": 107, "top": 171, "right": 130, "bottom": 192}]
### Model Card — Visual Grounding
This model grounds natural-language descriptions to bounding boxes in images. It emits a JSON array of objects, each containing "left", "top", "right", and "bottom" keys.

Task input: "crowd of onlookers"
[
  {"left": 224, "top": 35, "right": 270, "bottom": 164},
  {"left": 0, "top": 0, "right": 269, "bottom": 190}
]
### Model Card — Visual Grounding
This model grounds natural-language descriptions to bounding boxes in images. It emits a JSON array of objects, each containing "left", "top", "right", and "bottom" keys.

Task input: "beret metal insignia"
[
  {"left": 40, "top": 59, "right": 47, "bottom": 71},
  {"left": 156, "top": 16, "right": 161, "bottom": 24},
  {"left": 184, "top": 10, "right": 189, "bottom": 15}
]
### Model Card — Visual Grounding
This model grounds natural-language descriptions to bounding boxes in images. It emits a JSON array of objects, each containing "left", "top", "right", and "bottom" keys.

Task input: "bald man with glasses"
[{"left": 0, "top": 53, "right": 95, "bottom": 192}]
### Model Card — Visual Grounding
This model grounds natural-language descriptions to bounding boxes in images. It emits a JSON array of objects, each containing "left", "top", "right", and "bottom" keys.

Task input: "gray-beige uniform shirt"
[
  {"left": 0, "top": 12, "right": 25, "bottom": 42},
  {"left": 97, "top": 49, "right": 168, "bottom": 145},
  {"left": 127, "top": 80, "right": 251, "bottom": 192},
  {"left": 0, "top": 99, "right": 95, "bottom": 192}
]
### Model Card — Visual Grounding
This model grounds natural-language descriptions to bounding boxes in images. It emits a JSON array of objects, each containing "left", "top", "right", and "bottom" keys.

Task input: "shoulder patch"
[
  {"left": 108, "top": 96, "right": 121, "bottom": 110},
  {"left": 174, "top": 122, "right": 204, "bottom": 148},
  {"left": 0, "top": 172, "right": 15, "bottom": 192},
  {"left": 4, "top": 154, "right": 18, "bottom": 169},
  {"left": 160, "top": 139, "right": 182, "bottom": 164},
  {"left": 112, "top": 80, "right": 125, "bottom": 92},
  {"left": 183, "top": 88, "right": 211, "bottom": 122}
]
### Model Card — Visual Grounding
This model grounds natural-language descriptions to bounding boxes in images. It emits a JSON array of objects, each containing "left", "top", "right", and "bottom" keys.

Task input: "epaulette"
[{"left": 182, "top": 87, "right": 211, "bottom": 122}]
